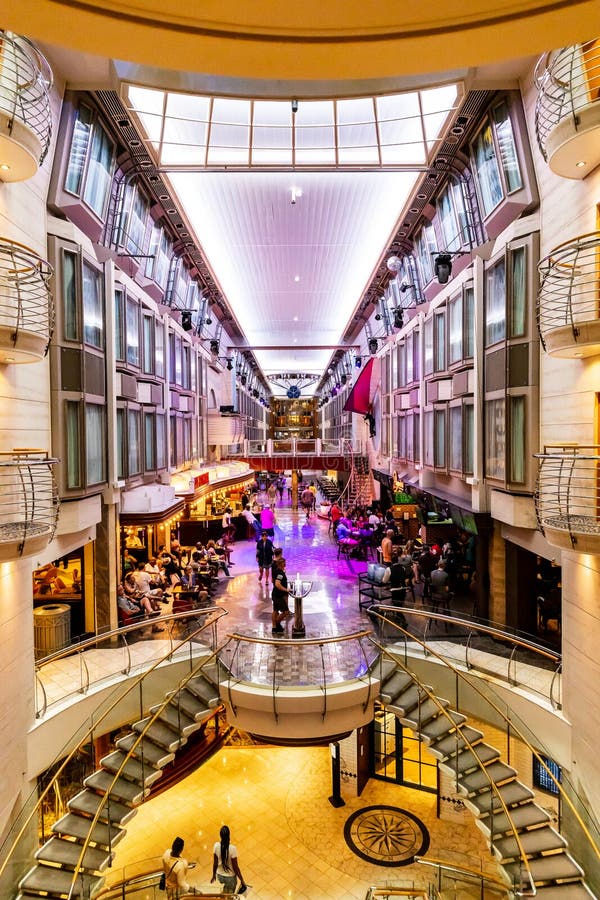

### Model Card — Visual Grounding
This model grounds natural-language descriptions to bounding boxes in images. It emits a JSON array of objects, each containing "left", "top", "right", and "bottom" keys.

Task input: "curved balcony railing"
[
  {"left": 368, "top": 611, "right": 600, "bottom": 897},
  {"left": 537, "top": 231, "right": 600, "bottom": 357},
  {"left": 0, "top": 450, "right": 59, "bottom": 561},
  {"left": 0, "top": 31, "right": 53, "bottom": 181},
  {"left": 34, "top": 606, "right": 227, "bottom": 719},
  {"left": 535, "top": 445, "right": 600, "bottom": 552},
  {"left": 0, "top": 237, "right": 54, "bottom": 362},
  {"left": 534, "top": 41, "right": 600, "bottom": 178},
  {"left": 370, "top": 606, "right": 562, "bottom": 709}
]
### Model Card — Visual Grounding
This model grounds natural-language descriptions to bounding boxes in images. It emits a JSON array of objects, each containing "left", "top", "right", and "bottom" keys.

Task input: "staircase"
[
  {"left": 16, "top": 663, "right": 223, "bottom": 900},
  {"left": 378, "top": 657, "right": 598, "bottom": 899},
  {"left": 338, "top": 441, "right": 372, "bottom": 510}
]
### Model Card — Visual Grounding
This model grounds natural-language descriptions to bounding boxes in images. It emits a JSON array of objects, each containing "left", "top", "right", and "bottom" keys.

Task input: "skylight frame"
[{"left": 123, "top": 82, "right": 463, "bottom": 170}]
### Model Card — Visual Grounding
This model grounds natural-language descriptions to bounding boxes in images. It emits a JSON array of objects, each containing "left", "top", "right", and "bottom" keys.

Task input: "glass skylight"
[{"left": 124, "top": 83, "right": 461, "bottom": 169}]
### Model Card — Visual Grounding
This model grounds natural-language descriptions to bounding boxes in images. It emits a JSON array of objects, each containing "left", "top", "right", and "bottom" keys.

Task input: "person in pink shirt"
[{"left": 259, "top": 504, "right": 275, "bottom": 537}]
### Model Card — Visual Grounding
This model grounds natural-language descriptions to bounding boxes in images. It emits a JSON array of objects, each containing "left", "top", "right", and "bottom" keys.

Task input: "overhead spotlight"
[
  {"left": 400, "top": 283, "right": 415, "bottom": 293},
  {"left": 181, "top": 311, "right": 193, "bottom": 332},
  {"left": 241, "top": 375, "right": 247, "bottom": 386},
  {"left": 386, "top": 255, "right": 402, "bottom": 274},
  {"left": 393, "top": 309, "right": 404, "bottom": 330},
  {"left": 341, "top": 374, "right": 347, "bottom": 385},
  {"left": 368, "top": 337, "right": 378, "bottom": 355},
  {"left": 210, "top": 339, "right": 219, "bottom": 355},
  {"left": 291, "top": 99, "right": 299, "bottom": 114},
  {"left": 375, "top": 313, "right": 382, "bottom": 321},
  {"left": 205, "top": 316, "right": 212, "bottom": 325},
  {"left": 226, "top": 358, "right": 233, "bottom": 371},
  {"left": 434, "top": 253, "right": 453, "bottom": 285},
  {"left": 252, "top": 388, "right": 259, "bottom": 398},
  {"left": 355, "top": 356, "right": 362, "bottom": 369}
]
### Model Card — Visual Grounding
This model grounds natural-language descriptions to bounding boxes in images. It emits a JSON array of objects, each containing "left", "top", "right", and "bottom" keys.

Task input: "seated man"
[
  {"left": 133, "top": 561, "right": 168, "bottom": 601},
  {"left": 117, "top": 583, "right": 162, "bottom": 632}
]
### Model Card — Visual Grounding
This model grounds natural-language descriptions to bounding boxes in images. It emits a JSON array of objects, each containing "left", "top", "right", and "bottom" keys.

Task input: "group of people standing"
[{"left": 162, "top": 827, "right": 247, "bottom": 896}]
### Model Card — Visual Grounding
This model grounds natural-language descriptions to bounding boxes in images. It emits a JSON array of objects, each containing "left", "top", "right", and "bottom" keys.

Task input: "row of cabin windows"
[
  {"left": 390, "top": 242, "right": 529, "bottom": 390},
  {"left": 64, "top": 103, "right": 202, "bottom": 306},
  {"left": 412, "top": 100, "right": 523, "bottom": 289},
  {"left": 390, "top": 395, "right": 526, "bottom": 484}
]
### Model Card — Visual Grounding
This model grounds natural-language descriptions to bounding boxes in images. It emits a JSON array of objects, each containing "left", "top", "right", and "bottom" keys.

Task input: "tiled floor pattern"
[{"left": 107, "top": 745, "right": 502, "bottom": 899}]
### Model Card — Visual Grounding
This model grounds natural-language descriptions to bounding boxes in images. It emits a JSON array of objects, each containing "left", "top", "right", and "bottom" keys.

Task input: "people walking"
[
  {"left": 211, "top": 824, "right": 247, "bottom": 894},
  {"left": 301, "top": 486, "right": 314, "bottom": 521},
  {"left": 162, "top": 836, "right": 197, "bottom": 899},
  {"left": 259, "top": 503, "right": 276, "bottom": 537},
  {"left": 271, "top": 557, "right": 294, "bottom": 633},
  {"left": 256, "top": 531, "right": 275, "bottom": 584}
]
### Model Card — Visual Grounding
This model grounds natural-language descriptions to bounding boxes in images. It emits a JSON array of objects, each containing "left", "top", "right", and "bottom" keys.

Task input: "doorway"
[{"left": 372, "top": 706, "right": 437, "bottom": 792}]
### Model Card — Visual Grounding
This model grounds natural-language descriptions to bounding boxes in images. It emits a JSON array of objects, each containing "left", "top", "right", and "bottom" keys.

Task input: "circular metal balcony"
[
  {"left": 0, "top": 31, "right": 53, "bottom": 182},
  {"left": 535, "top": 41, "right": 600, "bottom": 179},
  {"left": 0, "top": 451, "right": 59, "bottom": 561},
  {"left": 535, "top": 446, "right": 600, "bottom": 552},
  {"left": 537, "top": 231, "right": 600, "bottom": 358},
  {"left": 0, "top": 237, "right": 53, "bottom": 363}
]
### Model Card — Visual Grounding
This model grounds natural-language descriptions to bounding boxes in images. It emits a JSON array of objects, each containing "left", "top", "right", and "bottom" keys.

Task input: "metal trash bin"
[{"left": 33, "top": 604, "right": 71, "bottom": 659}]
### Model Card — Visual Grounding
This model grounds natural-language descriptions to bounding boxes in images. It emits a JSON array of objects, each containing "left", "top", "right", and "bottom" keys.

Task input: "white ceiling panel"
[{"left": 168, "top": 170, "right": 417, "bottom": 380}]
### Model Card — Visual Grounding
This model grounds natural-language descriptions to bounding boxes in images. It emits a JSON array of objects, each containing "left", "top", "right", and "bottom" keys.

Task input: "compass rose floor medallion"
[{"left": 343, "top": 805, "right": 430, "bottom": 866}]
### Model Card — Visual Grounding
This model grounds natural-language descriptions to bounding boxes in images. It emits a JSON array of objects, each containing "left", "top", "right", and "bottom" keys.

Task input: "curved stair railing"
[
  {"left": 368, "top": 608, "right": 600, "bottom": 899},
  {"left": 0, "top": 614, "right": 233, "bottom": 900},
  {"left": 336, "top": 438, "right": 371, "bottom": 511}
]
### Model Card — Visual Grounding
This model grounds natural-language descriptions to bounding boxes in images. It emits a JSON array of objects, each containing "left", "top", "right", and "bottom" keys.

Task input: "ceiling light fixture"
[
  {"left": 210, "top": 339, "right": 219, "bottom": 355},
  {"left": 368, "top": 337, "right": 378, "bottom": 355},
  {"left": 181, "top": 310, "right": 193, "bottom": 331},
  {"left": 355, "top": 356, "right": 362, "bottom": 369},
  {"left": 576, "top": 160, "right": 587, "bottom": 168},
  {"left": 386, "top": 255, "right": 402, "bottom": 274},
  {"left": 433, "top": 253, "right": 453, "bottom": 285}
]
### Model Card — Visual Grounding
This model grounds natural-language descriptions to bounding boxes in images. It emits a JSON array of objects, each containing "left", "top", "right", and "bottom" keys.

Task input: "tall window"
[
  {"left": 415, "top": 224, "right": 436, "bottom": 285},
  {"left": 126, "top": 298, "right": 140, "bottom": 367},
  {"left": 464, "top": 286, "right": 474, "bottom": 358},
  {"left": 116, "top": 408, "right": 126, "bottom": 480},
  {"left": 485, "top": 260, "right": 506, "bottom": 346},
  {"left": 472, "top": 101, "right": 523, "bottom": 218},
  {"left": 157, "top": 414, "right": 166, "bottom": 469},
  {"left": 146, "top": 225, "right": 171, "bottom": 289},
  {"left": 144, "top": 411, "right": 156, "bottom": 470},
  {"left": 86, "top": 404, "right": 106, "bottom": 485},
  {"left": 485, "top": 398, "right": 506, "bottom": 479},
  {"left": 510, "top": 247, "right": 527, "bottom": 338},
  {"left": 82, "top": 262, "right": 104, "bottom": 348},
  {"left": 62, "top": 250, "right": 78, "bottom": 341},
  {"left": 155, "top": 323, "right": 165, "bottom": 378},
  {"left": 424, "top": 410, "right": 434, "bottom": 466},
  {"left": 114, "top": 288, "right": 125, "bottom": 361},
  {"left": 406, "top": 332, "right": 414, "bottom": 383},
  {"left": 434, "top": 408, "right": 446, "bottom": 467},
  {"left": 464, "top": 403, "right": 474, "bottom": 475},
  {"left": 424, "top": 319, "right": 433, "bottom": 375},
  {"left": 449, "top": 294, "right": 462, "bottom": 365},
  {"left": 449, "top": 405, "right": 462, "bottom": 470},
  {"left": 434, "top": 311, "right": 446, "bottom": 372},
  {"left": 65, "top": 105, "right": 114, "bottom": 219},
  {"left": 122, "top": 185, "right": 149, "bottom": 256},
  {"left": 142, "top": 314, "right": 155, "bottom": 375},
  {"left": 65, "top": 401, "right": 81, "bottom": 488},
  {"left": 128, "top": 409, "right": 142, "bottom": 475},
  {"left": 510, "top": 396, "right": 526, "bottom": 483}
]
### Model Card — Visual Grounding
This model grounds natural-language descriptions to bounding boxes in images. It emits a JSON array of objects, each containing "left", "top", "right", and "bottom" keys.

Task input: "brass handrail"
[
  {"left": 370, "top": 609, "right": 600, "bottom": 874},
  {"left": 226, "top": 628, "right": 371, "bottom": 646},
  {"left": 0, "top": 613, "right": 229, "bottom": 887}
]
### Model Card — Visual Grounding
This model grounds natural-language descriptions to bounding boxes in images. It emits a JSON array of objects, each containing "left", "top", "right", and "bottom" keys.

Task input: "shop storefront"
[
  {"left": 32, "top": 543, "right": 93, "bottom": 654},
  {"left": 173, "top": 463, "right": 255, "bottom": 546},
  {"left": 119, "top": 484, "right": 185, "bottom": 572}
]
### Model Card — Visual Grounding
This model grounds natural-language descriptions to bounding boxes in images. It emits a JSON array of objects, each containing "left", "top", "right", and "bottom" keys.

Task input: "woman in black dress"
[{"left": 271, "top": 557, "right": 294, "bottom": 634}]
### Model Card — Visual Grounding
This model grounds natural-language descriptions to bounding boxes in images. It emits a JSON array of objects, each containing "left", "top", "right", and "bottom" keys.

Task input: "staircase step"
[
  {"left": 116, "top": 732, "right": 175, "bottom": 768},
  {"left": 387, "top": 682, "right": 429, "bottom": 715},
  {"left": 459, "top": 761, "right": 517, "bottom": 795},
  {"left": 476, "top": 801, "right": 551, "bottom": 837},
  {"left": 100, "top": 750, "right": 163, "bottom": 786},
  {"left": 19, "top": 863, "right": 104, "bottom": 897},
  {"left": 419, "top": 711, "right": 467, "bottom": 743},
  {"left": 430, "top": 726, "right": 484, "bottom": 760},
  {"left": 380, "top": 670, "right": 414, "bottom": 704},
  {"left": 169, "top": 687, "right": 217, "bottom": 721},
  {"left": 51, "top": 813, "right": 126, "bottom": 847},
  {"left": 35, "top": 836, "right": 113, "bottom": 872},
  {"left": 505, "top": 850, "right": 584, "bottom": 883},
  {"left": 532, "top": 884, "right": 597, "bottom": 898},
  {"left": 494, "top": 825, "right": 566, "bottom": 861},
  {"left": 133, "top": 716, "right": 185, "bottom": 752},
  {"left": 439, "top": 743, "right": 501, "bottom": 777},
  {"left": 149, "top": 702, "right": 200, "bottom": 737},
  {"left": 400, "top": 697, "right": 449, "bottom": 729},
  {"left": 464, "top": 780, "right": 534, "bottom": 817},
  {"left": 67, "top": 788, "right": 137, "bottom": 825},
  {"left": 83, "top": 770, "right": 148, "bottom": 805}
]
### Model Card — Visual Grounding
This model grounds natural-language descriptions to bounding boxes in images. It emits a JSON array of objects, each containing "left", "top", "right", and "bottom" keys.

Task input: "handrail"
[
  {"left": 34, "top": 607, "right": 227, "bottom": 718},
  {"left": 415, "top": 855, "right": 512, "bottom": 892},
  {"left": 369, "top": 608, "right": 600, "bottom": 878},
  {"left": 372, "top": 635, "right": 537, "bottom": 896},
  {"left": 0, "top": 612, "right": 228, "bottom": 888},
  {"left": 223, "top": 629, "right": 375, "bottom": 726},
  {"left": 371, "top": 604, "right": 561, "bottom": 708}
]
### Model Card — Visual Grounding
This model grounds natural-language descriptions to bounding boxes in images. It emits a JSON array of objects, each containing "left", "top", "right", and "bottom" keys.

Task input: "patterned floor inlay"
[{"left": 343, "top": 805, "right": 430, "bottom": 866}]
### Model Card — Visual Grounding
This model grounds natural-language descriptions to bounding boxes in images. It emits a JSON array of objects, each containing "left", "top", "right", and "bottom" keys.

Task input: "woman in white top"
[
  {"left": 211, "top": 824, "right": 246, "bottom": 894},
  {"left": 162, "top": 836, "right": 196, "bottom": 899}
]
